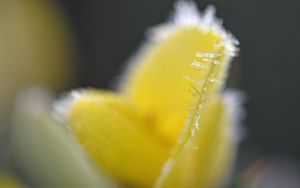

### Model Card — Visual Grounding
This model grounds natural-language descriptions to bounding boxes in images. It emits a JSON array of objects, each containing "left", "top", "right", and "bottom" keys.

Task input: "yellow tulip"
[{"left": 11, "top": 1, "right": 242, "bottom": 188}]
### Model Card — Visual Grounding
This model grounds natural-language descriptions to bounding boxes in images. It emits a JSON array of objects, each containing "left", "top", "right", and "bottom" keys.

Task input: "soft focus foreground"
[
  {"left": 0, "top": 0, "right": 73, "bottom": 124},
  {"left": 1, "top": 1, "right": 244, "bottom": 188},
  {"left": 0, "top": 0, "right": 74, "bottom": 187}
]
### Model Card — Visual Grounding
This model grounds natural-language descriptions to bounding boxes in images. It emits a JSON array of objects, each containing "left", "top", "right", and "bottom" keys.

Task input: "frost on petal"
[
  {"left": 149, "top": 1, "right": 239, "bottom": 57},
  {"left": 55, "top": 89, "right": 168, "bottom": 187},
  {"left": 155, "top": 92, "right": 243, "bottom": 188},
  {"left": 119, "top": 1, "right": 239, "bottom": 146}
]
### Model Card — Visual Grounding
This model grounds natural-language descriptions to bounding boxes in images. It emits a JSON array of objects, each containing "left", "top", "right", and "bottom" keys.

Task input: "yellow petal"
[
  {"left": 10, "top": 88, "right": 116, "bottom": 188},
  {"left": 121, "top": 2, "right": 237, "bottom": 146},
  {"left": 0, "top": 172, "right": 25, "bottom": 188},
  {"left": 155, "top": 94, "right": 237, "bottom": 188},
  {"left": 63, "top": 90, "right": 168, "bottom": 187},
  {"left": 0, "top": 0, "right": 73, "bottom": 125}
]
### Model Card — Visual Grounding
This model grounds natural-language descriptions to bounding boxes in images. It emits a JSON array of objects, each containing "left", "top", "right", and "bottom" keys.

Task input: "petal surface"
[
  {"left": 64, "top": 90, "right": 168, "bottom": 187},
  {"left": 121, "top": 2, "right": 237, "bottom": 146},
  {"left": 155, "top": 94, "right": 236, "bottom": 188}
]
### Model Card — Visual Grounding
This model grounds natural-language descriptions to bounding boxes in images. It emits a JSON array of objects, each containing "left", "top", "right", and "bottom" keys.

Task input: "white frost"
[{"left": 149, "top": 1, "right": 239, "bottom": 57}]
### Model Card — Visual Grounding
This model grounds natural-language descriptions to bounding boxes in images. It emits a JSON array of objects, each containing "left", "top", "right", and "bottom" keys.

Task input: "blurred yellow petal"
[
  {"left": 0, "top": 172, "right": 25, "bottom": 188},
  {"left": 10, "top": 88, "right": 117, "bottom": 188},
  {"left": 0, "top": 0, "right": 73, "bottom": 119},
  {"left": 155, "top": 94, "right": 238, "bottom": 188},
  {"left": 121, "top": 2, "right": 238, "bottom": 146},
  {"left": 62, "top": 90, "right": 168, "bottom": 187}
]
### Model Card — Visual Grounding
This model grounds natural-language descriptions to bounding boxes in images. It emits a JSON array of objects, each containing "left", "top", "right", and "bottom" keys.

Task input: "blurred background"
[{"left": 1, "top": 0, "right": 300, "bottom": 187}]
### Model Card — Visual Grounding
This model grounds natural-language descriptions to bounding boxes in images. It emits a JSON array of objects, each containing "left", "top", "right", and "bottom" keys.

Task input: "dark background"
[{"left": 57, "top": 0, "right": 300, "bottom": 160}]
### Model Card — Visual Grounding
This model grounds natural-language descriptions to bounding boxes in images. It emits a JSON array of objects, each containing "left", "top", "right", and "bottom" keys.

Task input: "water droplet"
[
  {"left": 203, "top": 58, "right": 211, "bottom": 62},
  {"left": 186, "top": 76, "right": 204, "bottom": 85},
  {"left": 201, "top": 97, "right": 208, "bottom": 103},
  {"left": 196, "top": 52, "right": 221, "bottom": 59},
  {"left": 185, "top": 76, "right": 197, "bottom": 82},
  {"left": 214, "top": 42, "right": 223, "bottom": 50},
  {"left": 212, "top": 59, "right": 222, "bottom": 65},
  {"left": 188, "top": 141, "right": 199, "bottom": 150},
  {"left": 190, "top": 60, "right": 209, "bottom": 70},
  {"left": 208, "top": 77, "right": 222, "bottom": 84},
  {"left": 195, "top": 124, "right": 200, "bottom": 130},
  {"left": 188, "top": 83, "right": 200, "bottom": 97}
]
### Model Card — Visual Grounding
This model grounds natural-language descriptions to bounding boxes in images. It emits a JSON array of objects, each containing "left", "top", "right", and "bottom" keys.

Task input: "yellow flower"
[{"left": 10, "top": 1, "right": 242, "bottom": 188}]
